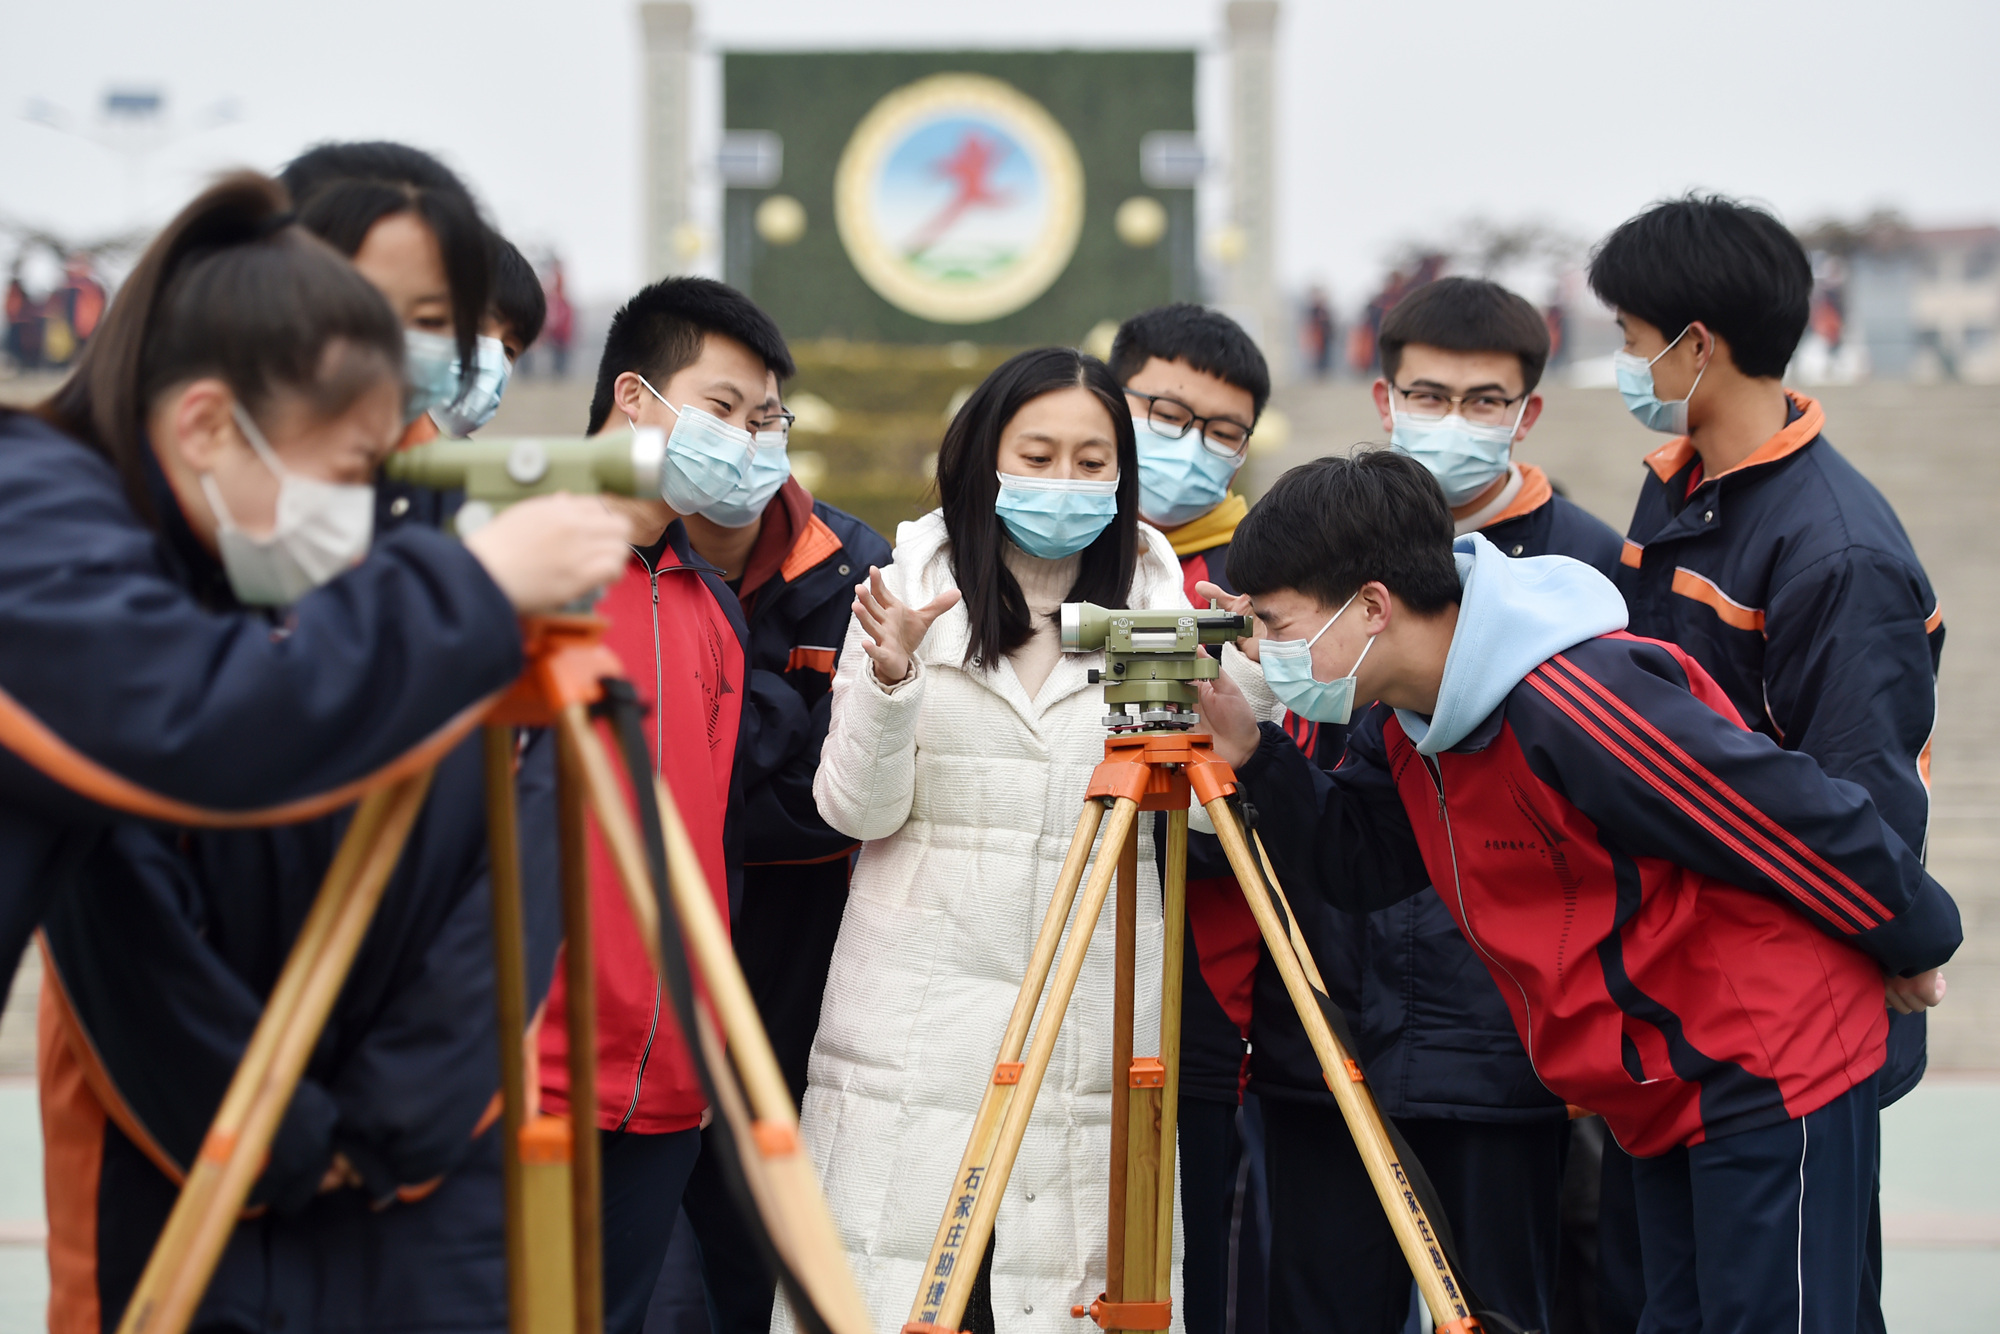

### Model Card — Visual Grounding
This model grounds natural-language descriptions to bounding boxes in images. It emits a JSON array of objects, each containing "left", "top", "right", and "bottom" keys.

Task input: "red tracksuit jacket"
[
  {"left": 539, "top": 522, "right": 745, "bottom": 1134},
  {"left": 1238, "top": 540, "right": 1959, "bottom": 1156}
]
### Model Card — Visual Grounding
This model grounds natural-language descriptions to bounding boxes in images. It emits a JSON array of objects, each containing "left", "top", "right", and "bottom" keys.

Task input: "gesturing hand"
[
  {"left": 1886, "top": 968, "right": 1947, "bottom": 1015},
  {"left": 853, "top": 566, "right": 961, "bottom": 686},
  {"left": 1194, "top": 579, "right": 1263, "bottom": 662}
]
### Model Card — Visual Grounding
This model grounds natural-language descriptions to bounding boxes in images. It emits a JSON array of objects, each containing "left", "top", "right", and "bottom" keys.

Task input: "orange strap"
[{"left": 0, "top": 680, "right": 497, "bottom": 828}]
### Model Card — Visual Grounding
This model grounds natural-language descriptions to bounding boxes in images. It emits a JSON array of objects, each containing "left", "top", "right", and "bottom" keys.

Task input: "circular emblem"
[{"left": 835, "top": 73, "right": 1085, "bottom": 325}]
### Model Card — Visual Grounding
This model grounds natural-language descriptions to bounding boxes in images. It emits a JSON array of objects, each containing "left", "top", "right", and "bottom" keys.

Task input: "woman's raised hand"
[{"left": 852, "top": 566, "right": 961, "bottom": 685}]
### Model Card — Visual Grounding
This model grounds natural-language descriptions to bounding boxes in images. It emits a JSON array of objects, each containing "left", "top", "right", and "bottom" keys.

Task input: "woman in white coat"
[{"left": 782, "top": 348, "right": 1190, "bottom": 1333}]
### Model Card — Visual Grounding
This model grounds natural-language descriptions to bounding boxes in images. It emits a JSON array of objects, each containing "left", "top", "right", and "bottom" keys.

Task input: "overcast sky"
[{"left": 4, "top": 0, "right": 1997, "bottom": 310}]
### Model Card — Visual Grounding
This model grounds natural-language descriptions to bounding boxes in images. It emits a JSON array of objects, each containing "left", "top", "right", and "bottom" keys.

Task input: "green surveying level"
[
  {"left": 384, "top": 428, "right": 667, "bottom": 536},
  {"left": 1060, "top": 601, "right": 1249, "bottom": 732}
]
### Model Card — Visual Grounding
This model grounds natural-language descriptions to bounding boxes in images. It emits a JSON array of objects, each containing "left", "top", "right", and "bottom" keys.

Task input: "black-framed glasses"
[
  {"left": 1389, "top": 382, "right": 1527, "bottom": 427},
  {"left": 1125, "top": 390, "right": 1254, "bottom": 461},
  {"left": 749, "top": 408, "right": 796, "bottom": 439}
]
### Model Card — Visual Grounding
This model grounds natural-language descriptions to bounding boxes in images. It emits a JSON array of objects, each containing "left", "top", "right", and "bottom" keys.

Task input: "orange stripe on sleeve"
[
  {"left": 786, "top": 647, "right": 838, "bottom": 675},
  {"left": 1620, "top": 540, "right": 1643, "bottom": 569},
  {"left": 1925, "top": 603, "right": 1943, "bottom": 633},
  {"left": 1670, "top": 567, "right": 1765, "bottom": 632},
  {"left": 778, "top": 515, "right": 845, "bottom": 584}
]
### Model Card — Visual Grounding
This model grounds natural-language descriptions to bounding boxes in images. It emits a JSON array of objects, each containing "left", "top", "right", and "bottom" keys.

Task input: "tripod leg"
[
  {"left": 1202, "top": 798, "right": 1478, "bottom": 1330},
  {"left": 556, "top": 722, "right": 605, "bottom": 1334},
  {"left": 484, "top": 727, "right": 534, "bottom": 1334},
  {"left": 116, "top": 772, "right": 434, "bottom": 1334},
  {"left": 1151, "top": 808, "right": 1186, "bottom": 1300},
  {"left": 559, "top": 705, "right": 872, "bottom": 1332},
  {"left": 1107, "top": 819, "right": 1142, "bottom": 1305},
  {"left": 648, "top": 772, "right": 874, "bottom": 1334},
  {"left": 908, "top": 797, "right": 1140, "bottom": 1334}
]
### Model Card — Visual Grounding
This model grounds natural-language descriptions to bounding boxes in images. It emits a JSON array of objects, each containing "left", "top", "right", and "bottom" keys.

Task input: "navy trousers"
[
  {"left": 1179, "top": 1094, "right": 1269, "bottom": 1334},
  {"left": 1629, "top": 1079, "right": 1880, "bottom": 1334},
  {"left": 601, "top": 1126, "right": 703, "bottom": 1334},
  {"left": 1262, "top": 1099, "right": 1568, "bottom": 1333}
]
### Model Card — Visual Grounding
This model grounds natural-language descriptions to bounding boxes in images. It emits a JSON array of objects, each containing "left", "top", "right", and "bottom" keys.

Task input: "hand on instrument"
[
  {"left": 1195, "top": 579, "right": 1263, "bottom": 661},
  {"left": 1195, "top": 667, "right": 1263, "bottom": 768},
  {"left": 466, "top": 493, "right": 631, "bottom": 613},
  {"left": 1886, "top": 967, "right": 1947, "bottom": 1014},
  {"left": 853, "top": 566, "right": 960, "bottom": 686}
]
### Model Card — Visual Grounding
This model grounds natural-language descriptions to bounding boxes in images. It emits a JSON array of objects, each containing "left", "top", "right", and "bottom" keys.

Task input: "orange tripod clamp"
[
  {"left": 1084, "top": 731, "right": 1241, "bottom": 811},
  {"left": 484, "top": 614, "right": 628, "bottom": 727},
  {"left": 1069, "top": 1294, "right": 1172, "bottom": 1330}
]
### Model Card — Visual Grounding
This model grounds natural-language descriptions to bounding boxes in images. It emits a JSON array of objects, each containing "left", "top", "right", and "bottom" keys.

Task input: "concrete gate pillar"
[{"left": 640, "top": 2, "right": 695, "bottom": 281}]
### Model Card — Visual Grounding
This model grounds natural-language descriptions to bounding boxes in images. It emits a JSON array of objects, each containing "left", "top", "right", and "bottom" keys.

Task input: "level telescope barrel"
[
  {"left": 1059, "top": 602, "right": 1250, "bottom": 654},
  {"left": 384, "top": 428, "right": 667, "bottom": 506}
]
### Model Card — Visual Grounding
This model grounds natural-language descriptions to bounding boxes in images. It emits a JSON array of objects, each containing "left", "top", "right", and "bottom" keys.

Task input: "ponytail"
[{"left": 37, "top": 172, "right": 405, "bottom": 525}]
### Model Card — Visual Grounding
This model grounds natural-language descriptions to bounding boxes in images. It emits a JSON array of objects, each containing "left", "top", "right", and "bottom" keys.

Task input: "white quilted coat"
[{"left": 779, "top": 511, "right": 1189, "bottom": 1334}]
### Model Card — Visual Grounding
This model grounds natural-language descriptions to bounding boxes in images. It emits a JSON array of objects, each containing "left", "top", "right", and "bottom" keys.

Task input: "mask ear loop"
[{"left": 199, "top": 403, "right": 288, "bottom": 536}]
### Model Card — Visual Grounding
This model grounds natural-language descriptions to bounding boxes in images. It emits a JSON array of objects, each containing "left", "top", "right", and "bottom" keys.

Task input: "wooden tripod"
[
  {"left": 114, "top": 615, "right": 871, "bottom": 1334},
  {"left": 904, "top": 730, "right": 1486, "bottom": 1334}
]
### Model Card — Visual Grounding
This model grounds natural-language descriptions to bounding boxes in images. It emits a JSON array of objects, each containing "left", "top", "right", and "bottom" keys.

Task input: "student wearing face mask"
[
  {"left": 280, "top": 142, "right": 499, "bottom": 519},
  {"left": 7, "top": 173, "right": 630, "bottom": 1334},
  {"left": 539, "top": 277, "right": 799, "bottom": 1334},
  {"left": 1591, "top": 195, "right": 1943, "bottom": 1334},
  {"left": 1198, "top": 449, "right": 1954, "bottom": 1334},
  {"left": 660, "top": 363, "right": 892, "bottom": 1331},
  {"left": 1108, "top": 304, "right": 1273, "bottom": 1334},
  {"left": 1202, "top": 278, "right": 1624, "bottom": 1334},
  {"left": 428, "top": 236, "right": 546, "bottom": 439},
  {"left": 784, "top": 347, "right": 1246, "bottom": 1334}
]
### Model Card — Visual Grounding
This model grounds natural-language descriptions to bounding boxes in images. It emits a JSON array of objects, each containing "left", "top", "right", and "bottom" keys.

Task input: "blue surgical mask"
[
  {"left": 634, "top": 375, "right": 754, "bottom": 513},
  {"left": 1260, "top": 591, "right": 1377, "bottom": 724},
  {"left": 1134, "top": 416, "right": 1239, "bottom": 527},
  {"left": 1388, "top": 399, "right": 1523, "bottom": 507},
  {"left": 430, "top": 335, "right": 512, "bottom": 437},
  {"left": 700, "top": 431, "right": 791, "bottom": 528},
  {"left": 994, "top": 472, "right": 1120, "bottom": 560},
  {"left": 1612, "top": 326, "right": 1706, "bottom": 435},
  {"left": 402, "top": 330, "right": 465, "bottom": 424}
]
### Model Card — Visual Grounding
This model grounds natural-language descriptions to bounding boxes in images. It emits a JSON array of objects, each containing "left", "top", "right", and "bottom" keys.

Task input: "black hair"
[
  {"left": 37, "top": 172, "right": 404, "bottom": 524},
  {"left": 937, "top": 347, "right": 1140, "bottom": 668},
  {"left": 1228, "top": 449, "right": 1461, "bottom": 613},
  {"left": 1108, "top": 303, "right": 1271, "bottom": 418},
  {"left": 280, "top": 140, "right": 471, "bottom": 204},
  {"left": 586, "top": 277, "right": 796, "bottom": 434},
  {"left": 1378, "top": 277, "right": 1550, "bottom": 392},
  {"left": 285, "top": 142, "right": 493, "bottom": 383},
  {"left": 490, "top": 236, "right": 546, "bottom": 350},
  {"left": 1587, "top": 194, "right": 1812, "bottom": 379}
]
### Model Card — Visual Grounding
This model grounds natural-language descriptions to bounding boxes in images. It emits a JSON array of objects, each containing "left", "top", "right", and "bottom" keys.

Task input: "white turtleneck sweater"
[{"left": 1000, "top": 540, "right": 1082, "bottom": 701}]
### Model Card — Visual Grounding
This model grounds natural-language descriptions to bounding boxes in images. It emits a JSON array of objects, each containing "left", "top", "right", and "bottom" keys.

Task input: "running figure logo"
[{"left": 903, "top": 130, "right": 1012, "bottom": 260}]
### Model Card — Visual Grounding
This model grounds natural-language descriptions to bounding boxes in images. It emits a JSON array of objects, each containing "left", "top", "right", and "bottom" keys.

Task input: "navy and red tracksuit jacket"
[
  {"left": 1617, "top": 392, "right": 1942, "bottom": 1104},
  {"left": 1245, "top": 467, "right": 1627, "bottom": 1123},
  {"left": 1239, "top": 630, "right": 1960, "bottom": 1157},
  {"left": 0, "top": 412, "right": 549, "bottom": 1332},
  {"left": 724, "top": 481, "right": 891, "bottom": 1098},
  {"left": 539, "top": 520, "right": 746, "bottom": 1135},
  {"left": 1172, "top": 525, "right": 1310, "bottom": 1105}
]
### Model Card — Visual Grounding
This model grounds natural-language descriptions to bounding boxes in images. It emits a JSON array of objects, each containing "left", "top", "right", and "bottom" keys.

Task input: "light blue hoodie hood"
[{"left": 1396, "top": 533, "right": 1628, "bottom": 756}]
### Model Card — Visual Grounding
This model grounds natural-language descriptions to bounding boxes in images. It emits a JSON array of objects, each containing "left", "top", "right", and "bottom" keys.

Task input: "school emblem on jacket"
[{"left": 834, "top": 72, "right": 1084, "bottom": 324}]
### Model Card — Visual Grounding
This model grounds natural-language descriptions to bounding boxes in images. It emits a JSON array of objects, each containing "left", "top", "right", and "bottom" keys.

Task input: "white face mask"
[{"left": 197, "top": 404, "right": 375, "bottom": 606}]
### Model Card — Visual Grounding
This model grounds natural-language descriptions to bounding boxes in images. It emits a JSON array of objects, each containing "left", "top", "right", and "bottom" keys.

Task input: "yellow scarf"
[{"left": 1163, "top": 493, "right": 1249, "bottom": 556}]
